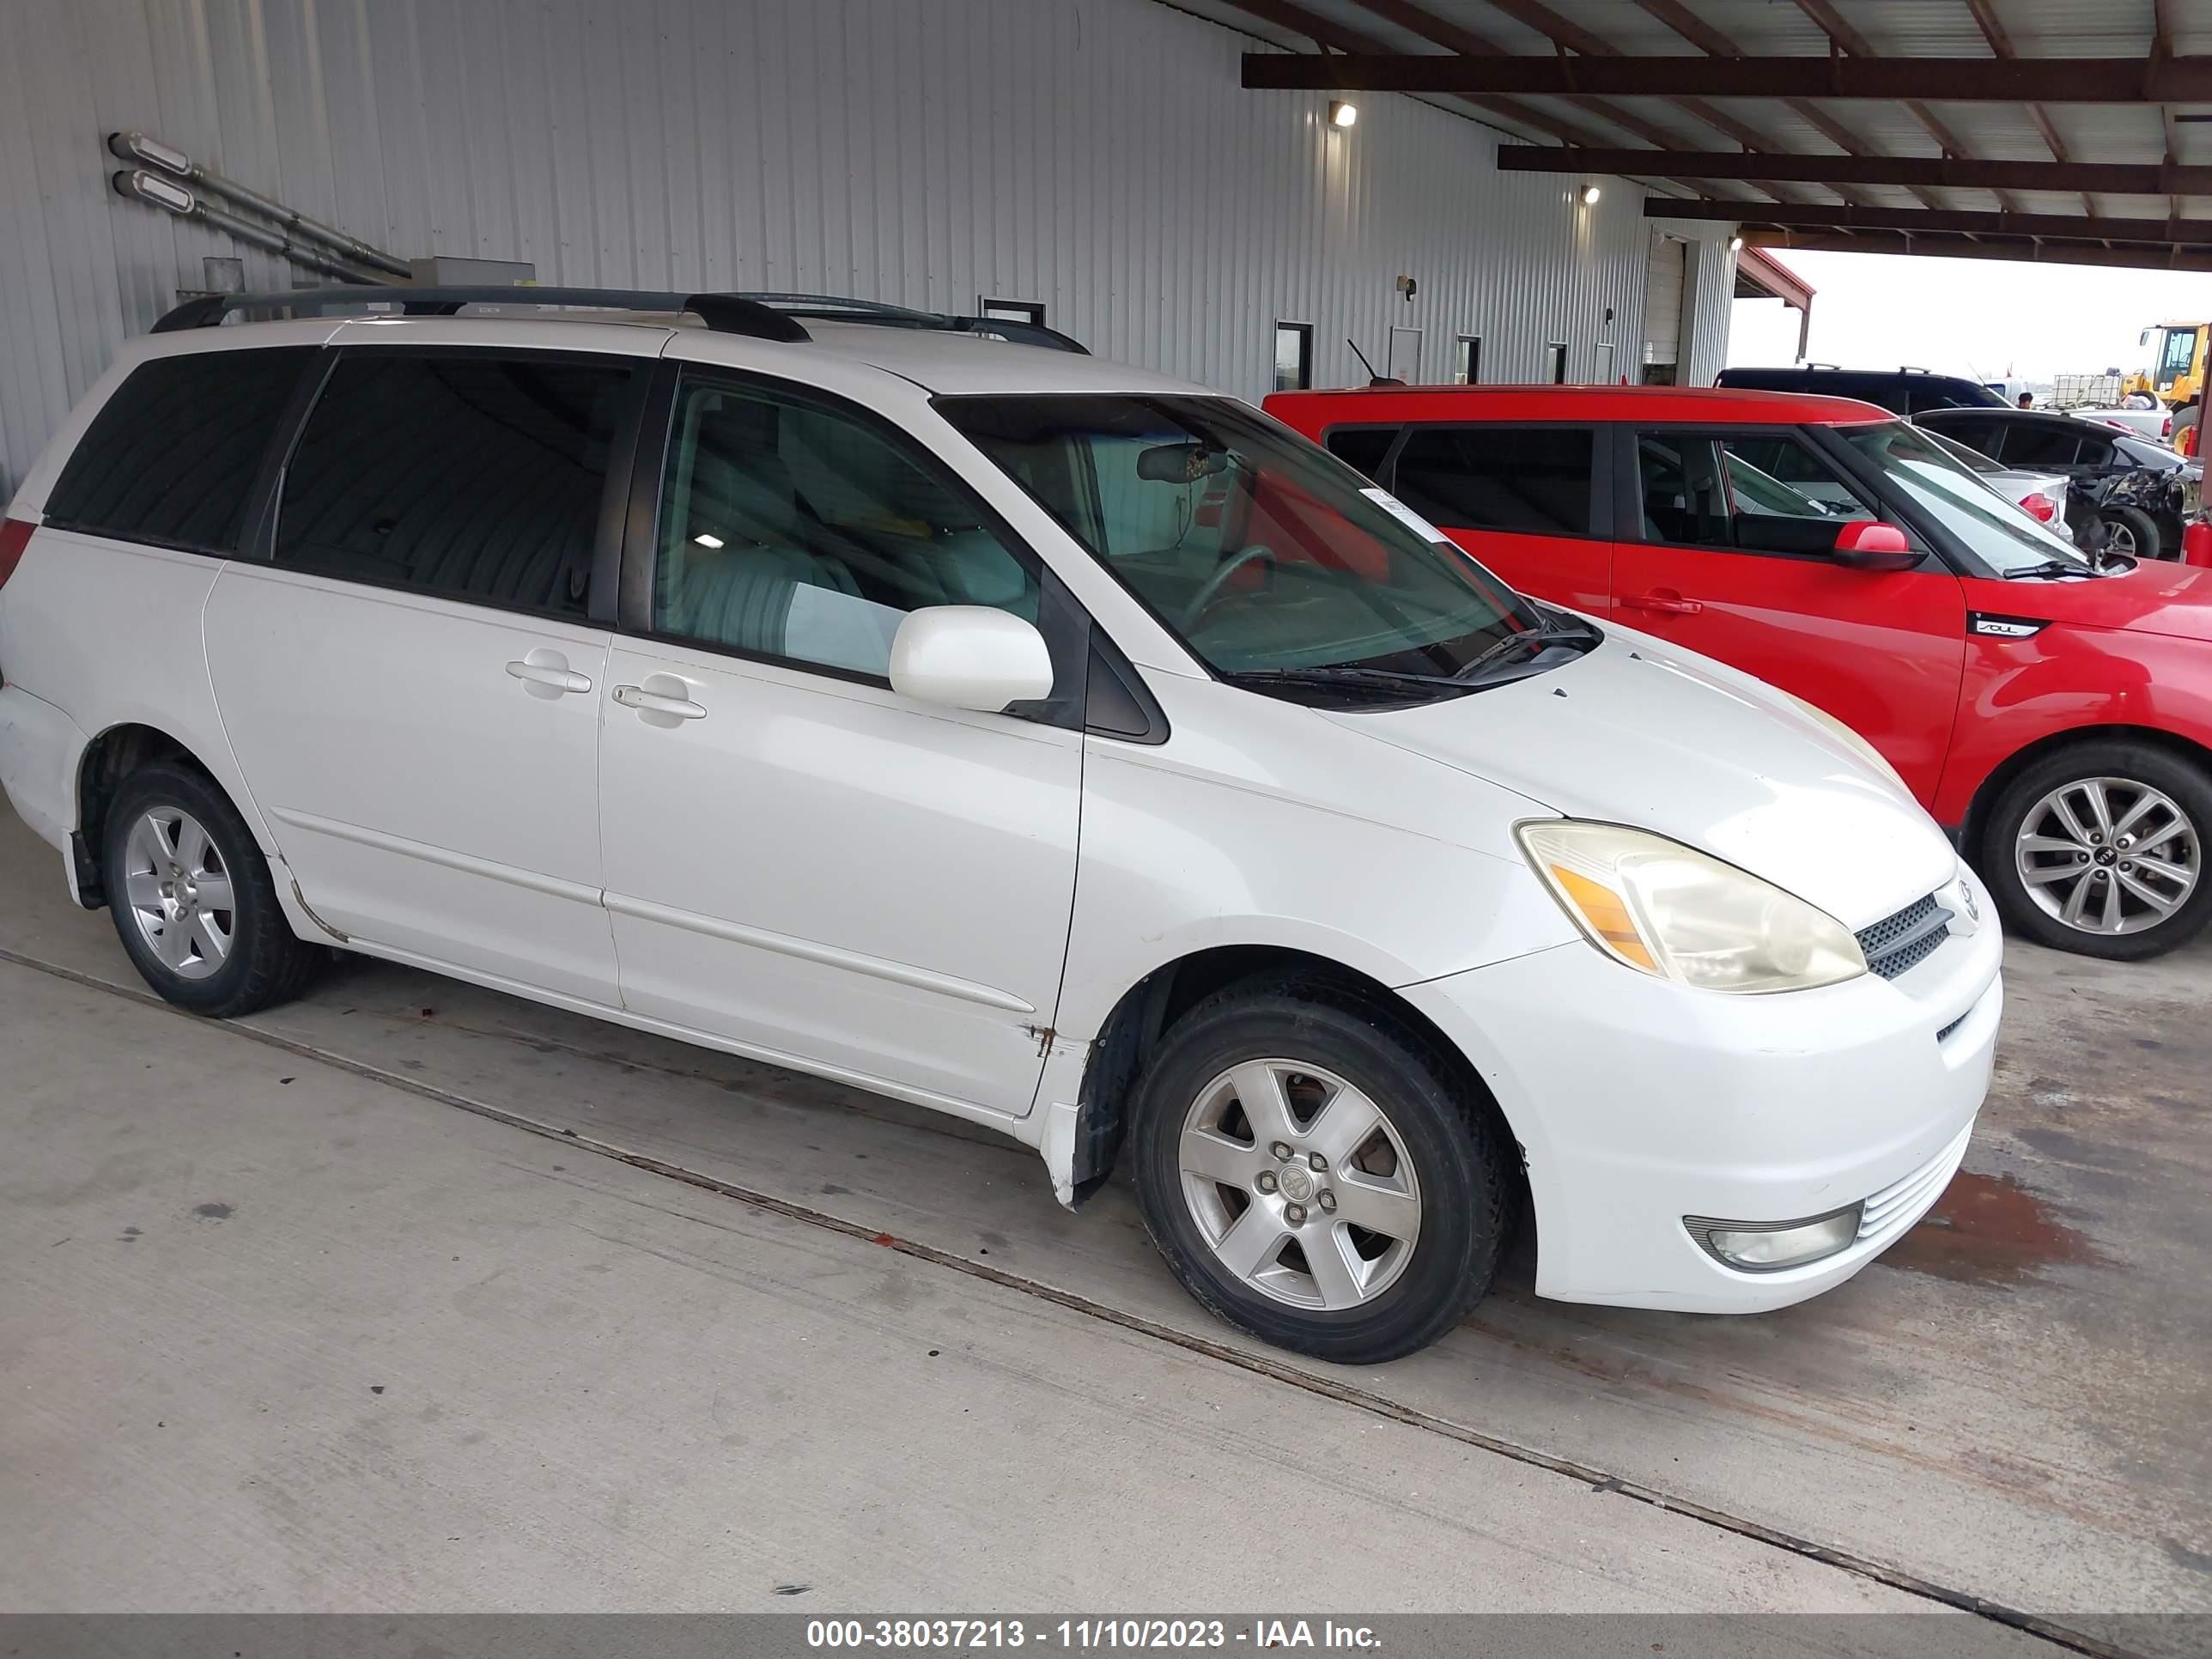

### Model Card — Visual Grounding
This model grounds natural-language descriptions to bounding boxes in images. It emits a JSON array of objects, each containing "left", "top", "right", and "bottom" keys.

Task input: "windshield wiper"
[
  {"left": 1224, "top": 665, "right": 1472, "bottom": 693},
  {"left": 1455, "top": 614, "right": 1601, "bottom": 678},
  {"left": 2005, "top": 558, "right": 2095, "bottom": 580}
]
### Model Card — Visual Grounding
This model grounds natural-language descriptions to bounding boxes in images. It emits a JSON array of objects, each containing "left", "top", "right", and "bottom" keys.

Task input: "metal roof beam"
[
  {"left": 1218, "top": 0, "right": 1667, "bottom": 155},
  {"left": 1239, "top": 53, "right": 2212, "bottom": 101},
  {"left": 1959, "top": 0, "right": 2090, "bottom": 216},
  {"left": 1339, "top": 0, "right": 1784, "bottom": 194},
  {"left": 1654, "top": 198, "right": 2212, "bottom": 245},
  {"left": 1378, "top": 0, "right": 1827, "bottom": 205},
  {"left": 1787, "top": 0, "right": 2023, "bottom": 213},
  {"left": 1498, "top": 147, "right": 2212, "bottom": 194},
  {"left": 1740, "top": 228, "right": 2212, "bottom": 273},
  {"left": 1623, "top": 0, "right": 1923, "bottom": 210}
]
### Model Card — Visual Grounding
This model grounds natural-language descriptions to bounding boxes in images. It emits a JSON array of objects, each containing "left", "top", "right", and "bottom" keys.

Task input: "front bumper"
[{"left": 1401, "top": 869, "right": 2002, "bottom": 1314}]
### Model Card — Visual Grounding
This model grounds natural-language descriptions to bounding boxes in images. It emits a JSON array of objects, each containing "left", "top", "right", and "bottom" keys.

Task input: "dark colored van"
[{"left": 1716, "top": 365, "right": 2008, "bottom": 418}]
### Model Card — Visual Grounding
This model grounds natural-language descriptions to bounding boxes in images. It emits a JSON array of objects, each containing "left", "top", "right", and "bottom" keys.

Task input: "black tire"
[
  {"left": 1979, "top": 740, "right": 2212, "bottom": 961},
  {"left": 2098, "top": 504, "right": 2163, "bottom": 562},
  {"left": 101, "top": 759, "right": 325, "bottom": 1016},
  {"left": 1128, "top": 975, "right": 1512, "bottom": 1364}
]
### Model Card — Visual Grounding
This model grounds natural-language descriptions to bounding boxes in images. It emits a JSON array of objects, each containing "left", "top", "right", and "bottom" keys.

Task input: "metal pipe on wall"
[
  {"left": 110, "top": 170, "right": 389, "bottom": 286},
  {"left": 106, "top": 131, "right": 412, "bottom": 278}
]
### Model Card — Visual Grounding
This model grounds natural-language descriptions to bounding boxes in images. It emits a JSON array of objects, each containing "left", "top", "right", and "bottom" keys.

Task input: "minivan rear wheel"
[
  {"left": 102, "top": 761, "right": 325, "bottom": 1016},
  {"left": 1129, "top": 977, "right": 1510, "bottom": 1364},
  {"left": 1982, "top": 740, "right": 2212, "bottom": 960}
]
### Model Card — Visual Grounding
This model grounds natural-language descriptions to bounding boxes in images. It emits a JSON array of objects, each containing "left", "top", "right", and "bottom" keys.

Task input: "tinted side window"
[
  {"left": 1323, "top": 425, "right": 1399, "bottom": 482},
  {"left": 274, "top": 352, "right": 632, "bottom": 617},
  {"left": 1921, "top": 415, "right": 2001, "bottom": 456},
  {"left": 653, "top": 376, "right": 1037, "bottom": 678},
  {"left": 1391, "top": 426, "right": 1594, "bottom": 536},
  {"left": 1995, "top": 422, "right": 2085, "bottom": 470},
  {"left": 45, "top": 347, "right": 313, "bottom": 554}
]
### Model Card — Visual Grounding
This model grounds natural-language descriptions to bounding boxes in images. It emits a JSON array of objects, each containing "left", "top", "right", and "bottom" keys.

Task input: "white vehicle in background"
[
  {"left": 0, "top": 285, "right": 2000, "bottom": 1364},
  {"left": 1914, "top": 424, "right": 2073, "bottom": 540},
  {"left": 2071, "top": 405, "right": 2175, "bottom": 443}
]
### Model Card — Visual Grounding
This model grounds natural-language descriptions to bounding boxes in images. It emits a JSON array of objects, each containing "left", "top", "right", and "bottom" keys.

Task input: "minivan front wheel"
[
  {"left": 102, "top": 761, "right": 325, "bottom": 1017},
  {"left": 1130, "top": 979, "right": 1510, "bottom": 1364},
  {"left": 1983, "top": 741, "right": 2212, "bottom": 960}
]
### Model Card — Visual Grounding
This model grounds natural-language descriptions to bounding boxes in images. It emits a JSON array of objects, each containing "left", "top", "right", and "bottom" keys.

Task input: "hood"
[
  {"left": 1326, "top": 629, "right": 1956, "bottom": 929},
  {"left": 1966, "top": 559, "right": 2212, "bottom": 646}
]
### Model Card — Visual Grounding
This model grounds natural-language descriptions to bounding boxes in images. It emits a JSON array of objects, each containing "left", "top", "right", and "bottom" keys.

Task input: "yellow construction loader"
[{"left": 2123, "top": 321, "right": 2209, "bottom": 409}]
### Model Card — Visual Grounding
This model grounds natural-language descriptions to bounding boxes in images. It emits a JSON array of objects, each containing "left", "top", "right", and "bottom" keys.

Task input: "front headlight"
[
  {"left": 1783, "top": 691, "right": 1911, "bottom": 797},
  {"left": 1516, "top": 820, "right": 1867, "bottom": 994}
]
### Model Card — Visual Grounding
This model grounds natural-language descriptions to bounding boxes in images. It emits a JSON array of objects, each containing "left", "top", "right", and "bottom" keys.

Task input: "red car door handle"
[{"left": 1624, "top": 589, "right": 1703, "bottom": 616}]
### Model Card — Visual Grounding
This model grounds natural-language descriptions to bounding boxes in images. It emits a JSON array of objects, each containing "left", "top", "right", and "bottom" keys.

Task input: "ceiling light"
[
  {"left": 1729, "top": 234, "right": 1745, "bottom": 252},
  {"left": 694, "top": 533, "right": 724, "bottom": 549},
  {"left": 1328, "top": 100, "right": 1358, "bottom": 130},
  {"left": 1580, "top": 184, "right": 1602, "bottom": 206}
]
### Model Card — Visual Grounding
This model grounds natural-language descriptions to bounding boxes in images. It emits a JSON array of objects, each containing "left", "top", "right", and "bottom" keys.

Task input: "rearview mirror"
[
  {"left": 890, "top": 605, "right": 1054, "bottom": 713},
  {"left": 1136, "top": 441, "right": 1229, "bottom": 483},
  {"left": 1829, "top": 520, "right": 1920, "bottom": 572}
]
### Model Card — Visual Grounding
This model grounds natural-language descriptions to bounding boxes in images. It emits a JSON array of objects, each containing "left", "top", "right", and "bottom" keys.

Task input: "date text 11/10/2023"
[{"left": 805, "top": 1620, "right": 1381, "bottom": 1649}]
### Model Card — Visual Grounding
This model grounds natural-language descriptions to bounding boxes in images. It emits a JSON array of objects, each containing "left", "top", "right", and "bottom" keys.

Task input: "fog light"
[{"left": 1686, "top": 1205, "right": 1862, "bottom": 1273}]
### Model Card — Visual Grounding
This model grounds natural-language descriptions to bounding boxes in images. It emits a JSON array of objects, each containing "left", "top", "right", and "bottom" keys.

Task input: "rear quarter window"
[{"left": 43, "top": 347, "right": 313, "bottom": 555}]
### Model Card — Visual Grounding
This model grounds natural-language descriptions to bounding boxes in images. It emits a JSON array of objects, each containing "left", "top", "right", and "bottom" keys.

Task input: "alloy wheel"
[
  {"left": 2014, "top": 775, "right": 2200, "bottom": 936},
  {"left": 1177, "top": 1060, "right": 1422, "bottom": 1310},
  {"left": 121, "top": 807, "right": 235, "bottom": 980}
]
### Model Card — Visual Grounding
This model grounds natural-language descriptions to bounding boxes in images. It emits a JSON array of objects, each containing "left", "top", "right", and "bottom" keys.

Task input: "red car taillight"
[
  {"left": 2019, "top": 493, "right": 2057, "bottom": 524},
  {"left": 0, "top": 517, "right": 33, "bottom": 590},
  {"left": 2163, "top": 413, "right": 2175, "bottom": 439}
]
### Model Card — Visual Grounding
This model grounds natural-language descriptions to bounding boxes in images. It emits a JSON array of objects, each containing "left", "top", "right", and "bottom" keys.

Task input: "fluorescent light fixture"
[
  {"left": 107, "top": 130, "right": 191, "bottom": 175},
  {"left": 112, "top": 168, "right": 196, "bottom": 215},
  {"left": 693, "top": 533, "right": 724, "bottom": 549},
  {"left": 1580, "top": 184, "right": 1602, "bottom": 206},
  {"left": 1328, "top": 100, "right": 1358, "bottom": 130}
]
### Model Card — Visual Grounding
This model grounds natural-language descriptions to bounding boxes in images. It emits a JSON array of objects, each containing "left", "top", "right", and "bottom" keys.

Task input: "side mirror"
[
  {"left": 890, "top": 605, "right": 1054, "bottom": 713},
  {"left": 1829, "top": 520, "right": 1920, "bottom": 572}
]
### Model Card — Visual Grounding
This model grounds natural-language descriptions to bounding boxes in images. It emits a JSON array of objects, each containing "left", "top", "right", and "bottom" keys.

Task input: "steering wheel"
[{"left": 1181, "top": 544, "right": 1279, "bottom": 627}]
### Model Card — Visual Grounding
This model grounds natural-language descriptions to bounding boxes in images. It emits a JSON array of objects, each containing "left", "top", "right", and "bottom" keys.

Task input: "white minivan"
[{"left": 0, "top": 289, "right": 2001, "bottom": 1362}]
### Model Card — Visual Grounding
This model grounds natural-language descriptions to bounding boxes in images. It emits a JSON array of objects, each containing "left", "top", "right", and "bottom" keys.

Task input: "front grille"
[{"left": 1856, "top": 893, "right": 1953, "bottom": 981}]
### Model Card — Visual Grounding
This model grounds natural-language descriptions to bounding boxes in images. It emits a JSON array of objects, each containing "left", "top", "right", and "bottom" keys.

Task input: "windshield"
[
  {"left": 1842, "top": 421, "right": 2093, "bottom": 578},
  {"left": 939, "top": 393, "right": 1555, "bottom": 685}
]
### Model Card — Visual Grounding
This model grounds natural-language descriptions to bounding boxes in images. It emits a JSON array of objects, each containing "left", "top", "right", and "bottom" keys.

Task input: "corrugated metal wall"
[{"left": 0, "top": 0, "right": 1698, "bottom": 496}]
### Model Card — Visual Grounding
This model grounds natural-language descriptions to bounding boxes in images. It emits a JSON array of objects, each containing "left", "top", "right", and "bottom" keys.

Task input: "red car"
[{"left": 1266, "top": 384, "right": 2212, "bottom": 960}]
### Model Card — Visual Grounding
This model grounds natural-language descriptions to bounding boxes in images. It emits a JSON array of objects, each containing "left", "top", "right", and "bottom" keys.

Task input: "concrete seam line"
[{"left": 0, "top": 943, "right": 2136, "bottom": 1659}]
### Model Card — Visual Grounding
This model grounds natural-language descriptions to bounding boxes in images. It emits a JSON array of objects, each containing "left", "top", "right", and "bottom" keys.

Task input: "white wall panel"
[{"left": 1, "top": 0, "right": 1677, "bottom": 495}]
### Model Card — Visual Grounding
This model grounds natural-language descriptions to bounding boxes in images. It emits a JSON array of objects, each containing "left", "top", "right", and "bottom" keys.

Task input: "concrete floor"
[{"left": 1, "top": 808, "right": 2206, "bottom": 1646}]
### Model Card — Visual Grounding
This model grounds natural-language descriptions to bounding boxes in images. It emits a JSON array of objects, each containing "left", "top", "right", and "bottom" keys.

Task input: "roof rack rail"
[
  {"left": 149, "top": 283, "right": 1091, "bottom": 353},
  {"left": 150, "top": 285, "right": 811, "bottom": 342},
  {"left": 739, "top": 291, "right": 1089, "bottom": 354}
]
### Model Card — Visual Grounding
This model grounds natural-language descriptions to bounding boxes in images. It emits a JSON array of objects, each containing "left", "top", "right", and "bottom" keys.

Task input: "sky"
[{"left": 1726, "top": 250, "right": 2212, "bottom": 387}]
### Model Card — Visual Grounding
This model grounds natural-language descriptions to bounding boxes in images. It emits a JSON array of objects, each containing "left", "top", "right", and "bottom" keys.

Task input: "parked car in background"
[
  {"left": 1912, "top": 425, "right": 2070, "bottom": 538},
  {"left": 1715, "top": 364, "right": 2008, "bottom": 416},
  {"left": 1914, "top": 406, "right": 2202, "bottom": 560},
  {"left": 1267, "top": 382, "right": 2212, "bottom": 961},
  {"left": 2071, "top": 404, "right": 2175, "bottom": 443},
  {"left": 0, "top": 287, "right": 2002, "bottom": 1364}
]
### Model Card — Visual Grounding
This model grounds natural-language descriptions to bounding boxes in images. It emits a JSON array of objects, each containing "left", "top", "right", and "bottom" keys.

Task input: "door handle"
[
  {"left": 1623, "top": 589, "right": 1704, "bottom": 617},
  {"left": 613, "top": 683, "right": 707, "bottom": 720},
  {"left": 505, "top": 659, "right": 592, "bottom": 694}
]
